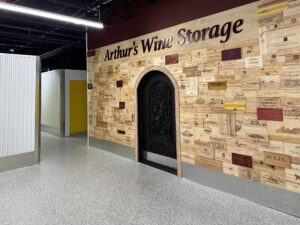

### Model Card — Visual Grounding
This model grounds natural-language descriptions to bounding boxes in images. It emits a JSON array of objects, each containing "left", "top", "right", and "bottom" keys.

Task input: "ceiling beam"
[
  {"left": 44, "top": 0, "right": 88, "bottom": 11},
  {"left": 0, "top": 30, "right": 83, "bottom": 46},
  {"left": 44, "top": 0, "right": 131, "bottom": 21},
  {"left": 0, "top": 37, "right": 53, "bottom": 49},
  {"left": 0, "top": 46, "right": 44, "bottom": 55},
  {"left": 1, "top": 14, "right": 86, "bottom": 32},
  {"left": 41, "top": 45, "right": 84, "bottom": 59},
  {"left": 0, "top": 43, "right": 50, "bottom": 51},
  {"left": 0, "top": 24, "right": 85, "bottom": 40}
]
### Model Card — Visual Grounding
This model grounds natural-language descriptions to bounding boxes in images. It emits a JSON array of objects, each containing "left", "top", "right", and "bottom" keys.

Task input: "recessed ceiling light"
[{"left": 0, "top": 2, "right": 104, "bottom": 29}]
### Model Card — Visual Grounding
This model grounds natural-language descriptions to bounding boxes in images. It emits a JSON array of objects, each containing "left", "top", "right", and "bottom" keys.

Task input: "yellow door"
[{"left": 70, "top": 80, "right": 87, "bottom": 134}]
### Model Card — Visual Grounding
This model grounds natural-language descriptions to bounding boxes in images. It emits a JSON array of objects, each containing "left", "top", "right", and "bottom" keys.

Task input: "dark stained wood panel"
[
  {"left": 116, "top": 80, "right": 123, "bottom": 88},
  {"left": 165, "top": 54, "right": 179, "bottom": 65},
  {"left": 117, "top": 130, "right": 126, "bottom": 135},
  {"left": 221, "top": 48, "right": 242, "bottom": 61},
  {"left": 119, "top": 102, "right": 125, "bottom": 109},
  {"left": 232, "top": 153, "right": 253, "bottom": 168}
]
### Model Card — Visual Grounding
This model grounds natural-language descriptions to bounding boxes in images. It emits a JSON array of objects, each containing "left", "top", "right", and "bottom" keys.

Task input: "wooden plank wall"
[{"left": 88, "top": 0, "right": 300, "bottom": 194}]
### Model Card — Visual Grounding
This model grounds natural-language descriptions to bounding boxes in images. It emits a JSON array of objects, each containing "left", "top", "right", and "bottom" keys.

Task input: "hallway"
[{"left": 0, "top": 133, "right": 299, "bottom": 225}]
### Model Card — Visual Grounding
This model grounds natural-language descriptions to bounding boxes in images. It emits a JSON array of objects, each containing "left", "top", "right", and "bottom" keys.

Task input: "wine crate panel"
[
  {"left": 88, "top": 1, "right": 300, "bottom": 194},
  {"left": 232, "top": 153, "right": 253, "bottom": 168},
  {"left": 264, "top": 151, "right": 291, "bottom": 168},
  {"left": 195, "top": 157, "right": 223, "bottom": 172}
]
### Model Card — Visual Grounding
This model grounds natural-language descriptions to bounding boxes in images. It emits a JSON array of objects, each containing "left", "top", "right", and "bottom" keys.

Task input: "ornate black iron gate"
[{"left": 138, "top": 71, "right": 177, "bottom": 173}]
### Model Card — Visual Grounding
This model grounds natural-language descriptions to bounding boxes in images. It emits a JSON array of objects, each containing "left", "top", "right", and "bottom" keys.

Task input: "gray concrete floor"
[{"left": 0, "top": 133, "right": 300, "bottom": 225}]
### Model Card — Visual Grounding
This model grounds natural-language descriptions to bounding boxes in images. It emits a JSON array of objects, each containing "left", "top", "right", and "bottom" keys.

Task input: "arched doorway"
[{"left": 137, "top": 70, "right": 177, "bottom": 174}]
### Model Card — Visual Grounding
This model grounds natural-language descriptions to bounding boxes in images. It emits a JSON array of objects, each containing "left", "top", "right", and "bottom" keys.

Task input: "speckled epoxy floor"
[{"left": 0, "top": 133, "right": 299, "bottom": 225}]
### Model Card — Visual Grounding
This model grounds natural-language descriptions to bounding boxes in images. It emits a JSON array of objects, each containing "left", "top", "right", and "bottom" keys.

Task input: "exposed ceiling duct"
[{"left": 0, "top": 0, "right": 128, "bottom": 55}]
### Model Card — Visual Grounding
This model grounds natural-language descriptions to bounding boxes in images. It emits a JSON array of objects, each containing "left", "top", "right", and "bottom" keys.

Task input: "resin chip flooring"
[{"left": 0, "top": 133, "right": 299, "bottom": 225}]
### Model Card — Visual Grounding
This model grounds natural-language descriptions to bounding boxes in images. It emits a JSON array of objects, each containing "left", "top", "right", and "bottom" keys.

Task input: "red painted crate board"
[{"left": 257, "top": 108, "right": 283, "bottom": 121}]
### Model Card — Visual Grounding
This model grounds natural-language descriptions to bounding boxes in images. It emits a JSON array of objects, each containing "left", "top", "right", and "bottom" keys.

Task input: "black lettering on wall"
[
  {"left": 104, "top": 18, "right": 245, "bottom": 61},
  {"left": 185, "top": 29, "right": 193, "bottom": 44},
  {"left": 141, "top": 37, "right": 156, "bottom": 53},
  {"left": 209, "top": 25, "right": 220, "bottom": 39},
  {"left": 220, "top": 22, "right": 232, "bottom": 43},
  {"left": 133, "top": 41, "right": 138, "bottom": 56},
  {"left": 104, "top": 49, "right": 111, "bottom": 61},
  {"left": 233, "top": 19, "right": 244, "bottom": 33},
  {"left": 192, "top": 30, "right": 201, "bottom": 42},
  {"left": 201, "top": 27, "right": 210, "bottom": 41},
  {"left": 177, "top": 28, "right": 186, "bottom": 46}
]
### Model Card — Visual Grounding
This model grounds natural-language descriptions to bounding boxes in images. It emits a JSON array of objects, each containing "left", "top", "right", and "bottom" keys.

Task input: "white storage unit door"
[{"left": 0, "top": 54, "right": 38, "bottom": 157}]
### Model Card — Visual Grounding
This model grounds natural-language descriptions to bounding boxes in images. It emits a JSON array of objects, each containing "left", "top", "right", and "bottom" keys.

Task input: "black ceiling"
[{"left": 0, "top": 0, "right": 131, "bottom": 56}]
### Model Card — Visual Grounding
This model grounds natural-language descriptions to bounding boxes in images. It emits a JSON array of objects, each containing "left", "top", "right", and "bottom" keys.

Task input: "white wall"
[
  {"left": 0, "top": 54, "right": 38, "bottom": 157},
  {"left": 41, "top": 69, "right": 86, "bottom": 136},
  {"left": 41, "top": 70, "right": 63, "bottom": 129},
  {"left": 64, "top": 70, "right": 86, "bottom": 136}
]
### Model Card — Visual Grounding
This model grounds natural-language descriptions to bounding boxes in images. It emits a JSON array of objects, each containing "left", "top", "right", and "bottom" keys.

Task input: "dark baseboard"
[
  {"left": 182, "top": 162, "right": 300, "bottom": 218},
  {"left": 89, "top": 136, "right": 135, "bottom": 160},
  {"left": 0, "top": 151, "right": 39, "bottom": 172}
]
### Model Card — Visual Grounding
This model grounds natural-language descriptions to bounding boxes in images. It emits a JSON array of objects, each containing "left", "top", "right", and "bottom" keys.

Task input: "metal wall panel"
[
  {"left": 0, "top": 54, "right": 38, "bottom": 157},
  {"left": 41, "top": 70, "right": 63, "bottom": 129}
]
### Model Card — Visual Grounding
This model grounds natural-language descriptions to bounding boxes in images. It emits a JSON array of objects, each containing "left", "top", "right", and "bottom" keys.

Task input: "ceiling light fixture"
[{"left": 0, "top": 2, "right": 104, "bottom": 29}]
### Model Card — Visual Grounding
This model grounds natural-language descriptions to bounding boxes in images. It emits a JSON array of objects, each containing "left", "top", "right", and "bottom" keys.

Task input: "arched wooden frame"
[{"left": 134, "top": 66, "right": 182, "bottom": 176}]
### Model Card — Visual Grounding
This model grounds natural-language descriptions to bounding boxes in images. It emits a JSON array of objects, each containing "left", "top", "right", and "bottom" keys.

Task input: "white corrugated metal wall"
[
  {"left": 0, "top": 54, "right": 38, "bottom": 157},
  {"left": 41, "top": 70, "right": 62, "bottom": 129}
]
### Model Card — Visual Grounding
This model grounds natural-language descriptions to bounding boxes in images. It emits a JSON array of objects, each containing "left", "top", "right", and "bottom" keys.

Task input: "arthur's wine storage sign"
[
  {"left": 88, "top": 1, "right": 300, "bottom": 195},
  {"left": 100, "top": 3, "right": 257, "bottom": 62},
  {"left": 104, "top": 19, "right": 245, "bottom": 61}
]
